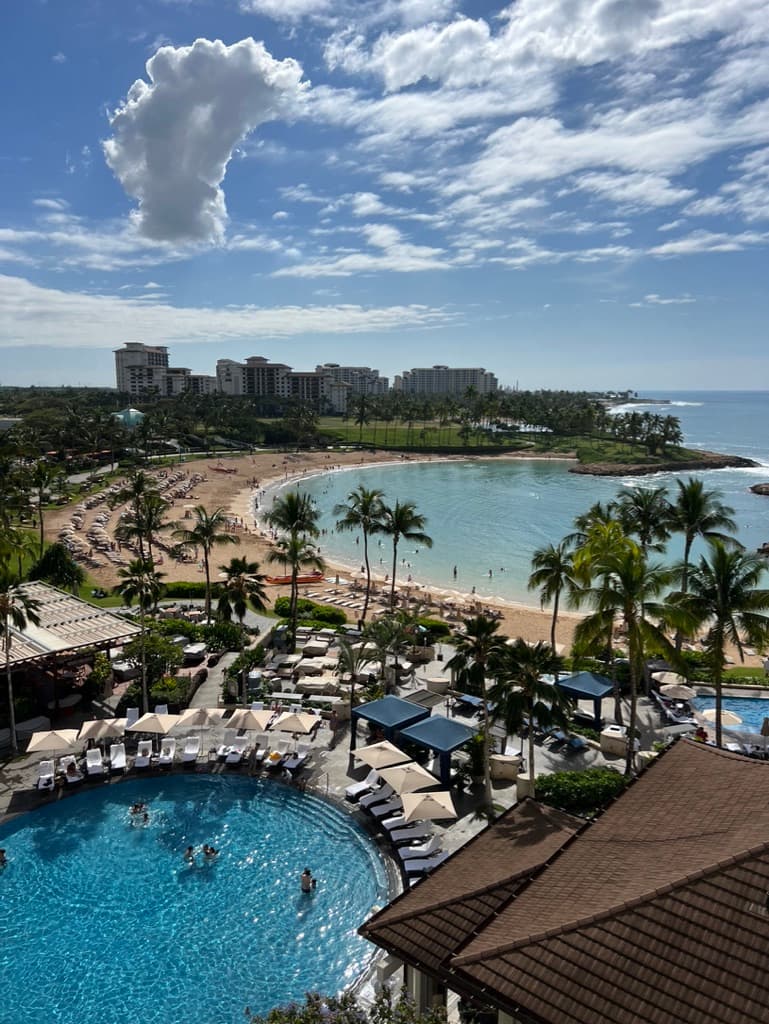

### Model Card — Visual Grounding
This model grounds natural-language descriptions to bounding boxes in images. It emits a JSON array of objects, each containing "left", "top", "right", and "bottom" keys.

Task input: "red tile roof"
[{"left": 362, "top": 741, "right": 769, "bottom": 1024}]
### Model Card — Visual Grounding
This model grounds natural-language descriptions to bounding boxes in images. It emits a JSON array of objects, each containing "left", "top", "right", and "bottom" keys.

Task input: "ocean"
[{"left": 265, "top": 391, "right": 769, "bottom": 606}]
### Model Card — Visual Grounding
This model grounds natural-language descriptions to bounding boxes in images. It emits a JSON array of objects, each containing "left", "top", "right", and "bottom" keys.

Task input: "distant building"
[
  {"left": 215, "top": 355, "right": 347, "bottom": 412},
  {"left": 315, "top": 363, "right": 389, "bottom": 395},
  {"left": 114, "top": 343, "right": 215, "bottom": 396},
  {"left": 394, "top": 365, "right": 498, "bottom": 395}
]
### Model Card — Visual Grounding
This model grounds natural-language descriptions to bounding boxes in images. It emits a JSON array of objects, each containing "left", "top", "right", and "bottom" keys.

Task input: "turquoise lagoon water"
[
  {"left": 268, "top": 392, "right": 769, "bottom": 605},
  {"left": 0, "top": 775, "right": 388, "bottom": 1024},
  {"left": 691, "top": 695, "right": 769, "bottom": 734}
]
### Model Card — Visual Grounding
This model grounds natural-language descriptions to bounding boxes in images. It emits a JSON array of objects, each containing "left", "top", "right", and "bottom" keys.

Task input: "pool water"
[
  {"left": 691, "top": 695, "right": 769, "bottom": 734},
  {"left": 0, "top": 775, "right": 388, "bottom": 1024}
]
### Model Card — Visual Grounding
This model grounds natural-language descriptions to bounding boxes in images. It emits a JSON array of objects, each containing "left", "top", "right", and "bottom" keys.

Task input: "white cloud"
[
  {"left": 658, "top": 219, "right": 684, "bottom": 231},
  {"left": 634, "top": 292, "right": 696, "bottom": 305},
  {"left": 649, "top": 228, "right": 769, "bottom": 255},
  {"left": 32, "top": 198, "right": 69, "bottom": 211},
  {"left": 272, "top": 210, "right": 289, "bottom": 220},
  {"left": 239, "top": 0, "right": 331, "bottom": 20},
  {"left": 52, "top": 52, "right": 67, "bottom": 63},
  {"left": 103, "top": 38, "right": 307, "bottom": 243},
  {"left": 571, "top": 171, "right": 695, "bottom": 208},
  {"left": 0, "top": 273, "right": 456, "bottom": 348}
]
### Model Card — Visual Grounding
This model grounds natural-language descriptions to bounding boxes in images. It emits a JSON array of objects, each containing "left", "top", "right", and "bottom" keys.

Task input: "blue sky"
[{"left": 1, "top": 0, "right": 768, "bottom": 390}]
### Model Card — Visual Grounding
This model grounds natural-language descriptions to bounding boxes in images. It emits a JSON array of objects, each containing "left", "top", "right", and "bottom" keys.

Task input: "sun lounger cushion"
[
  {"left": 390, "top": 824, "right": 433, "bottom": 845},
  {"left": 109, "top": 743, "right": 126, "bottom": 772},
  {"left": 398, "top": 836, "right": 442, "bottom": 860},
  {"left": 359, "top": 783, "right": 396, "bottom": 809},
  {"left": 158, "top": 738, "right": 176, "bottom": 766},
  {"left": 370, "top": 798, "right": 404, "bottom": 819},
  {"left": 134, "top": 740, "right": 153, "bottom": 768},
  {"left": 345, "top": 769, "right": 380, "bottom": 802},
  {"left": 225, "top": 736, "right": 249, "bottom": 764},
  {"left": 36, "top": 760, "right": 55, "bottom": 790},
  {"left": 182, "top": 736, "right": 201, "bottom": 762},
  {"left": 403, "top": 853, "right": 449, "bottom": 875},
  {"left": 86, "top": 749, "right": 106, "bottom": 775}
]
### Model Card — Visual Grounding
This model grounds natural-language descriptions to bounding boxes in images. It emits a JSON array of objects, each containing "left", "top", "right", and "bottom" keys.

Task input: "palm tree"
[
  {"left": 114, "top": 558, "right": 166, "bottom": 715},
  {"left": 675, "top": 541, "right": 769, "bottom": 748},
  {"left": 446, "top": 615, "right": 505, "bottom": 817},
  {"left": 378, "top": 500, "right": 433, "bottom": 609},
  {"left": 334, "top": 486, "right": 385, "bottom": 624},
  {"left": 218, "top": 556, "right": 268, "bottom": 703},
  {"left": 615, "top": 486, "right": 672, "bottom": 556},
  {"left": 0, "top": 571, "right": 40, "bottom": 755},
  {"left": 528, "top": 541, "right": 576, "bottom": 664},
  {"left": 30, "top": 460, "right": 61, "bottom": 558},
  {"left": 269, "top": 535, "right": 325, "bottom": 652},
  {"left": 669, "top": 478, "right": 739, "bottom": 651},
  {"left": 336, "top": 638, "right": 374, "bottom": 717},
  {"left": 173, "top": 506, "right": 239, "bottom": 620},
  {"left": 266, "top": 491, "right": 320, "bottom": 539},
  {"left": 489, "top": 639, "right": 570, "bottom": 788},
  {"left": 363, "top": 613, "right": 408, "bottom": 689}
]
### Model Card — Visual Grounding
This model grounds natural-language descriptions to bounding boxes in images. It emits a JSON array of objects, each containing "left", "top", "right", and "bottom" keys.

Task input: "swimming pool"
[
  {"left": 0, "top": 775, "right": 389, "bottom": 1024},
  {"left": 691, "top": 695, "right": 769, "bottom": 733}
]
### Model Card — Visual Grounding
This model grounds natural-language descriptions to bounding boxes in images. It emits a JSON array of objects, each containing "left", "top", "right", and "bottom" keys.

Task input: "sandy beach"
[{"left": 45, "top": 449, "right": 582, "bottom": 648}]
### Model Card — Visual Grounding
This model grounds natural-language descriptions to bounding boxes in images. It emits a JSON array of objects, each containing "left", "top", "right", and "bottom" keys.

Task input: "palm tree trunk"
[
  {"left": 713, "top": 628, "right": 724, "bottom": 749},
  {"left": 390, "top": 539, "right": 398, "bottom": 609},
  {"left": 289, "top": 565, "right": 299, "bottom": 653},
  {"left": 38, "top": 499, "right": 45, "bottom": 559},
  {"left": 480, "top": 674, "right": 493, "bottom": 817},
  {"left": 528, "top": 712, "right": 536, "bottom": 791},
  {"left": 675, "top": 537, "right": 693, "bottom": 653},
  {"left": 6, "top": 642, "right": 18, "bottom": 756},
  {"left": 139, "top": 612, "right": 149, "bottom": 715},
  {"left": 362, "top": 528, "right": 371, "bottom": 623},
  {"left": 624, "top": 626, "right": 639, "bottom": 776},
  {"left": 203, "top": 549, "right": 211, "bottom": 620}
]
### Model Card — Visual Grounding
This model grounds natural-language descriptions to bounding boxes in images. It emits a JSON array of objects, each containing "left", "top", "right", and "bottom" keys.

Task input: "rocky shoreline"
[
  {"left": 750, "top": 483, "right": 769, "bottom": 496},
  {"left": 569, "top": 450, "right": 759, "bottom": 477}
]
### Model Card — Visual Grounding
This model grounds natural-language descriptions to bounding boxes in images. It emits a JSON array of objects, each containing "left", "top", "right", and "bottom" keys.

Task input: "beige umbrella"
[
  {"left": 354, "top": 740, "right": 411, "bottom": 770},
  {"left": 176, "top": 707, "right": 226, "bottom": 729},
  {"left": 26, "top": 729, "right": 80, "bottom": 754},
  {"left": 660, "top": 683, "right": 697, "bottom": 701},
  {"left": 401, "top": 790, "right": 457, "bottom": 824},
  {"left": 379, "top": 761, "right": 437, "bottom": 795},
  {"left": 272, "top": 711, "right": 318, "bottom": 735},
  {"left": 652, "top": 671, "right": 689, "bottom": 687},
  {"left": 127, "top": 712, "right": 181, "bottom": 746},
  {"left": 77, "top": 718, "right": 127, "bottom": 743},
  {"left": 227, "top": 708, "right": 273, "bottom": 732},
  {"left": 702, "top": 708, "right": 742, "bottom": 726}
]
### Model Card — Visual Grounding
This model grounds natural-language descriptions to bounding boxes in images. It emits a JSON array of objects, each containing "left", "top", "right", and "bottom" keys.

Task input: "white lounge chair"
[
  {"left": 134, "top": 740, "right": 153, "bottom": 769},
  {"left": 181, "top": 736, "right": 201, "bottom": 763},
  {"left": 250, "top": 701, "right": 265, "bottom": 711},
  {"left": 359, "top": 783, "right": 396, "bottom": 810},
  {"left": 109, "top": 743, "right": 126, "bottom": 773},
  {"left": 285, "top": 742, "right": 311, "bottom": 773},
  {"left": 125, "top": 707, "right": 140, "bottom": 729},
  {"left": 345, "top": 768, "right": 380, "bottom": 803},
  {"left": 390, "top": 824, "right": 433, "bottom": 845},
  {"left": 225, "top": 735, "right": 250, "bottom": 765},
  {"left": 381, "top": 814, "right": 409, "bottom": 831},
  {"left": 154, "top": 704, "right": 169, "bottom": 715},
  {"left": 158, "top": 738, "right": 176, "bottom": 767},
  {"left": 370, "top": 797, "right": 404, "bottom": 820},
  {"left": 254, "top": 733, "right": 269, "bottom": 762},
  {"left": 36, "top": 759, "right": 55, "bottom": 790},
  {"left": 403, "top": 852, "right": 449, "bottom": 875},
  {"left": 397, "top": 836, "right": 442, "bottom": 861},
  {"left": 85, "top": 748, "right": 106, "bottom": 776},
  {"left": 217, "top": 729, "right": 237, "bottom": 759}
]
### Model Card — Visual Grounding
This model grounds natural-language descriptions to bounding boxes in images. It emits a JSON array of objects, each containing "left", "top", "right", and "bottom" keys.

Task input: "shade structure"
[
  {"left": 77, "top": 718, "right": 126, "bottom": 743},
  {"left": 555, "top": 672, "right": 614, "bottom": 732},
  {"left": 127, "top": 712, "right": 180, "bottom": 734},
  {"left": 660, "top": 683, "right": 698, "bottom": 701},
  {"left": 397, "top": 715, "right": 477, "bottom": 787},
  {"left": 702, "top": 708, "right": 742, "bottom": 726},
  {"left": 652, "top": 672, "right": 689, "bottom": 687},
  {"left": 401, "top": 790, "right": 457, "bottom": 823},
  {"left": 272, "top": 711, "right": 318, "bottom": 735},
  {"left": 176, "top": 707, "right": 226, "bottom": 729},
  {"left": 379, "top": 761, "right": 437, "bottom": 795},
  {"left": 227, "top": 708, "right": 273, "bottom": 732},
  {"left": 353, "top": 740, "right": 411, "bottom": 770},
  {"left": 350, "top": 695, "right": 430, "bottom": 751},
  {"left": 26, "top": 728, "right": 80, "bottom": 754}
]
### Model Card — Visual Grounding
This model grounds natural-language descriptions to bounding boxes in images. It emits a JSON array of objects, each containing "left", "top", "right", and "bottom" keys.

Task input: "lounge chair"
[
  {"left": 134, "top": 740, "right": 153, "bottom": 769},
  {"left": 36, "top": 760, "right": 55, "bottom": 790},
  {"left": 181, "top": 736, "right": 201, "bottom": 764},
  {"left": 154, "top": 704, "right": 169, "bottom": 715},
  {"left": 253, "top": 733, "right": 270, "bottom": 762},
  {"left": 225, "top": 735, "right": 249, "bottom": 765},
  {"left": 397, "top": 836, "right": 442, "bottom": 861},
  {"left": 217, "top": 729, "right": 237, "bottom": 760},
  {"left": 390, "top": 824, "right": 433, "bottom": 845},
  {"left": 60, "top": 754, "right": 84, "bottom": 783},
  {"left": 109, "top": 743, "right": 126, "bottom": 774},
  {"left": 125, "top": 707, "right": 140, "bottom": 729},
  {"left": 370, "top": 797, "right": 404, "bottom": 820},
  {"left": 158, "top": 738, "right": 176, "bottom": 768},
  {"left": 566, "top": 736, "right": 587, "bottom": 755},
  {"left": 85, "top": 748, "right": 106, "bottom": 776},
  {"left": 403, "top": 852, "right": 449, "bottom": 875},
  {"left": 250, "top": 701, "right": 265, "bottom": 711},
  {"left": 381, "top": 814, "right": 409, "bottom": 831},
  {"left": 284, "top": 742, "right": 311, "bottom": 773},
  {"left": 359, "top": 783, "right": 396, "bottom": 810},
  {"left": 345, "top": 768, "right": 380, "bottom": 802}
]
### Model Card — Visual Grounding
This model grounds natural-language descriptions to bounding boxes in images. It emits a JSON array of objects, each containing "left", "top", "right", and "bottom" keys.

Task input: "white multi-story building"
[
  {"left": 315, "top": 363, "right": 389, "bottom": 395},
  {"left": 394, "top": 365, "right": 498, "bottom": 395},
  {"left": 115, "top": 342, "right": 169, "bottom": 396}
]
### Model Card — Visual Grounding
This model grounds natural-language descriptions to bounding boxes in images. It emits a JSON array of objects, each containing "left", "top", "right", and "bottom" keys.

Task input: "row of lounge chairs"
[{"left": 650, "top": 689, "right": 697, "bottom": 726}]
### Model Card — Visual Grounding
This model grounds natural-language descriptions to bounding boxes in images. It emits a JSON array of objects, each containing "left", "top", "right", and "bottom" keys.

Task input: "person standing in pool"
[
  {"left": 0, "top": 849, "right": 7, "bottom": 869},
  {"left": 300, "top": 868, "right": 317, "bottom": 892}
]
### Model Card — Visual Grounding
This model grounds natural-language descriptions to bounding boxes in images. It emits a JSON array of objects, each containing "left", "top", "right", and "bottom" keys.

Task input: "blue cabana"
[
  {"left": 350, "top": 695, "right": 430, "bottom": 751},
  {"left": 397, "top": 715, "right": 477, "bottom": 787},
  {"left": 556, "top": 672, "right": 614, "bottom": 731}
]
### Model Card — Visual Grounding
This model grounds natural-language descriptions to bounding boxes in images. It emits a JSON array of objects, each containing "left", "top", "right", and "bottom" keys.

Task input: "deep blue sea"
[{"left": 266, "top": 391, "right": 769, "bottom": 605}]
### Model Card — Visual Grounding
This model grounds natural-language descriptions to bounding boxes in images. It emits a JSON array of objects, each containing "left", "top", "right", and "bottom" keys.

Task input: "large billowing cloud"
[{"left": 103, "top": 38, "right": 307, "bottom": 244}]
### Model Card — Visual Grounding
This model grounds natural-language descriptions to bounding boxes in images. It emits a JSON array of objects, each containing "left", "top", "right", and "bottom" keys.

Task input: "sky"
[{"left": 0, "top": 0, "right": 768, "bottom": 391}]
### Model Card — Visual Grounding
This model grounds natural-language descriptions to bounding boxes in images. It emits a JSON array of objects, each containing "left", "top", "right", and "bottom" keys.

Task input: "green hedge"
[
  {"left": 536, "top": 766, "right": 628, "bottom": 817},
  {"left": 273, "top": 595, "right": 348, "bottom": 626},
  {"left": 162, "top": 581, "right": 221, "bottom": 599}
]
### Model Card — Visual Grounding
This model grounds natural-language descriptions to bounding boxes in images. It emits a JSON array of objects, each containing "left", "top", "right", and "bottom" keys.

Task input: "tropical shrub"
[
  {"left": 415, "top": 617, "right": 451, "bottom": 642},
  {"left": 202, "top": 620, "right": 243, "bottom": 652},
  {"left": 225, "top": 644, "right": 266, "bottom": 683},
  {"left": 536, "top": 766, "right": 628, "bottom": 817},
  {"left": 247, "top": 987, "right": 446, "bottom": 1024}
]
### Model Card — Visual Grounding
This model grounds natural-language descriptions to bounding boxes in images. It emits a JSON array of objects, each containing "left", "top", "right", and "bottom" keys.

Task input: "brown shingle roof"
[{"left": 363, "top": 741, "right": 769, "bottom": 1024}]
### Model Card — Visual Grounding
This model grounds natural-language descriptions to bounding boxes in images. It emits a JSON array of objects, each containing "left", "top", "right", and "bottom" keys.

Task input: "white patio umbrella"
[
  {"left": 652, "top": 672, "right": 689, "bottom": 687},
  {"left": 176, "top": 707, "right": 225, "bottom": 729},
  {"left": 660, "top": 683, "right": 698, "bottom": 701},
  {"left": 77, "top": 718, "right": 127, "bottom": 743},
  {"left": 227, "top": 708, "right": 273, "bottom": 732},
  {"left": 702, "top": 708, "right": 742, "bottom": 726},
  {"left": 272, "top": 711, "right": 318, "bottom": 735},
  {"left": 127, "top": 712, "right": 181, "bottom": 750},
  {"left": 354, "top": 740, "right": 411, "bottom": 770},
  {"left": 379, "top": 761, "right": 437, "bottom": 795},
  {"left": 26, "top": 729, "right": 80, "bottom": 754},
  {"left": 401, "top": 790, "right": 457, "bottom": 823}
]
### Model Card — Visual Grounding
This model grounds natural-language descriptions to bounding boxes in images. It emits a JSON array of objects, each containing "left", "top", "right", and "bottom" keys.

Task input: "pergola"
[
  {"left": 397, "top": 716, "right": 477, "bottom": 786},
  {"left": 556, "top": 671, "right": 614, "bottom": 731},
  {"left": 350, "top": 695, "right": 430, "bottom": 750}
]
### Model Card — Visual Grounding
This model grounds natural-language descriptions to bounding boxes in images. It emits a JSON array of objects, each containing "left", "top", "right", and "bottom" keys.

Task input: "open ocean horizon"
[{"left": 266, "top": 391, "right": 769, "bottom": 607}]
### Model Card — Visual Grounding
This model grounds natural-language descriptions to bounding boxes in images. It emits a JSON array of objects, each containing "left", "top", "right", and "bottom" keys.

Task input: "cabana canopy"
[
  {"left": 350, "top": 695, "right": 430, "bottom": 750},
  {"left": 398, "top": 716, "right": 477, "bottom": 786},
  {"left": 556, "top": 672, "right": 614, "bottom": 731}
]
